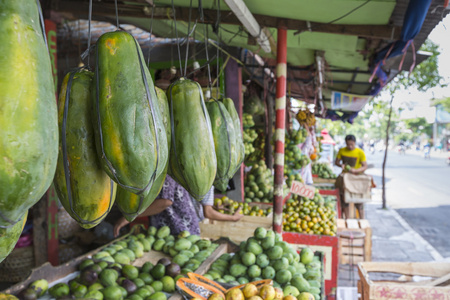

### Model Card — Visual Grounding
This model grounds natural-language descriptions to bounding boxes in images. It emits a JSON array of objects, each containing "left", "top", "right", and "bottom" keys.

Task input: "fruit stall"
[{"left": 1, "top": 0, "right": 447, "bottom": 300}]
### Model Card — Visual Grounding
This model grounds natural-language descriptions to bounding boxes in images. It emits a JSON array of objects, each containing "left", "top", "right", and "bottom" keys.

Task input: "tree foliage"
[
  {"left": 394, "top": 39, "right": 446, "bottom": 92},
  {"left": 433, "top": 97, "right": 450, "bottom": 113}
]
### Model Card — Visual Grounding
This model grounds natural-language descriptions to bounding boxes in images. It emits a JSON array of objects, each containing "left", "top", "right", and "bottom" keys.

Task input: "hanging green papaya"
[
  {"left": 115, "top": 87, "right": 170, "bottom": 221},
  {"left": 221, "top": 98, "right": 245, "bottom": 173},
  {"left": 205, "top": 100, "right": 237, "bottom": 192},
  {"left": 167, "top": 78, "right": 217, "bottom": 200},
  {"left": 92, "top": 31, "right": 168, "bottom": 196},
  {"left": 53, "top": 70, "right": 116, "bottom": 229},
  {"left": 0, "top": 0, "right": 58, "bottom": 227},
  {"left": 0, "top": 211, "right": 27, "bottom": 263}
]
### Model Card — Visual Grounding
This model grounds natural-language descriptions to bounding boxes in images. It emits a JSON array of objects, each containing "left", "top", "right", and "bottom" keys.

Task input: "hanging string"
[
  {"left": 215, "top": 0, "right": 221, "bottom": 96},
  {"left": 147, "top": 3, "right": 155, "bottom": 66},
  {"left": 171, "top": 0, "right": 183, "bottom": 75},
  {"left": 36, "top": 0, "right": 48, "bottom": 53},
  {"left": 184, "top": 0, "right": 193, "bottom": 77},
  {"left": 200, "top": 3, "right": 213, "bottom": 97},
  {"left": 87, "top": 0, "right": 93, "bottom": 69},
  {"left": 114, "top": 0, "right": 120, "bottom": 29}
]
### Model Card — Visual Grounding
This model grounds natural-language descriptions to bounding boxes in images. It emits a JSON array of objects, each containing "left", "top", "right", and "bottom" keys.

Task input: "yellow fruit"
[
  {"left": 209, "top": 294, "right": 225, "bottom": 300},
  {"left": 283, "top": 296, "right": 297, "bottom": 300},
  {"left": 248, "top": 296, "right": 263, "bottom": 300},
  {"left": 259, "top": 285, "right": 276, "bottom": 300},
  {"left": 298, "top": 292, "right": 315, "bottom": 300},
  {"left": 226, "top": 288, "right": 244, "bottom": 300},
  {"left": 242, "top": 284, "right": 259, "bottom": 299},
  {"left": 273, "top": 287, "right": 283, "bottom": 300}
]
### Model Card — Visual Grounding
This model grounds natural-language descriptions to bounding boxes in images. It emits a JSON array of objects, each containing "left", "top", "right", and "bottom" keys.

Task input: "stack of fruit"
[
  {"left": 208, "top": 280, "right": 317, "bottom": 300},
  {"left": 213, "top": 197, "right": 273, "bottom": 217},
  {"left": 283, "top": 194, "right": 337, "bottom": 236},
  {"left": 285, "top": 144, "right": 310, "bottom": 171},
  {"left": 244, "top": 161, "right": 274, "bottom": 203},
  {"left": 11, "top": 227, "right": 219, "bottom": 300},
  {"left": 285, "top": 173, "right": 304, "bottom": 188},
  {"left": 245, "top": 129, "right": 266, "bottom": 165},
  {"left": 204, "top": 227, "right": 323, "bottom": 300},
  {"left": 285, "top": 128, "right": 307, "bottom": 146},
  {"left": 311, "top": 163, "right": 336, "bottom": 179},
  {"left": 243, "top": 114, "right": 258, "bottom": 156}
]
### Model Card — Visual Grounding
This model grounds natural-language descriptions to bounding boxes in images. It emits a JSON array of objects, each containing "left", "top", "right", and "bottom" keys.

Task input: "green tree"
[
  {"left": 395, "top": 39, "right": 446, "bottom": 91},
  {"left": 432, "top": 97, "right": 450, "bottom": 113},
  {"left": 379, "top": 39, "right": 445, "bottom": 209}
]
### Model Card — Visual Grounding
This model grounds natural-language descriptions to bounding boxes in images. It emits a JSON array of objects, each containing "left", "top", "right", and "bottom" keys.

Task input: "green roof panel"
[{"left": 153, "top": 0, "right": 396, "bottom": 25}]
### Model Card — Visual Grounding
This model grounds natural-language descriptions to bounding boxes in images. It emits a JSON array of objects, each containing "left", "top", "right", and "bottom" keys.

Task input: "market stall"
[{"left": 1, "top": 0, "right": 448, "bottom": 300}]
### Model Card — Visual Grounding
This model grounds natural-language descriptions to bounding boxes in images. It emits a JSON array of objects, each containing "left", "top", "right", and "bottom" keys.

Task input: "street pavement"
[{"left": 337, "top": 148, "right": 450, "bottom": 292}]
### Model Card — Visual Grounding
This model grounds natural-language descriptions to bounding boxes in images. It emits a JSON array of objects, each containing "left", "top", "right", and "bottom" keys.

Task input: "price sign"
[{"left": 290, "top": 180, "right": 315, "bottom": 199}]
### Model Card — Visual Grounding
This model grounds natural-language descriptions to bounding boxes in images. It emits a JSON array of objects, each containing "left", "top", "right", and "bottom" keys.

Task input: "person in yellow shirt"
[
  {"left": 335, "top": 135, "right": 368, "bottom": 174},
  {"left": 335, "top": 135, "right": 368, "bottom": 218}
]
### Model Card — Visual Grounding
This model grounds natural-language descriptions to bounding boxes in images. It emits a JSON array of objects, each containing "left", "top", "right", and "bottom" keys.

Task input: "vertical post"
[
  {"left": 273, "top": 26, "right": 287, "bottom": 233},
  {"left": 45, "top": 19, "right": 59, "bottom": 265},
  {"left": 382, "top": 95, "right": 394, "bottom": 209},
  {"left": 225, "top": 59, "right": 244, "bottom": 202},
  {"left": 433, "top": 119, "right": 438, "bottom": 149}
]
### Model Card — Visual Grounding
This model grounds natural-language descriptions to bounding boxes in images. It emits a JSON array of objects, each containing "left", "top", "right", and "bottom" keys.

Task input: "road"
[{"left": 365, "top": 149, "right": 450, "bottom": 259}]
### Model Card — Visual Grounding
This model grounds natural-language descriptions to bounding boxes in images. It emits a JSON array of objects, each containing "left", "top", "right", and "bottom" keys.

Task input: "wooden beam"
[{"left": 53, "top": 1, "right": 401, "bottom": 40}]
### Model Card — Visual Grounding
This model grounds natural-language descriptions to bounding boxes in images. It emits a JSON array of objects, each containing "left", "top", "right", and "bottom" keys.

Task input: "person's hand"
[
  {"left": 232, "top": 207, "right": 244, "bottom": 222},
  {"left": 114, "top": 216, "right": 130, "bottom": 237},
  {"left": 349, "top": 168, "right": 357, "bottom": 175}
]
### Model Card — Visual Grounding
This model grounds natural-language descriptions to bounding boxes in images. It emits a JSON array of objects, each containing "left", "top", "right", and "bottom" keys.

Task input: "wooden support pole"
[
  {"left": 273, "top": 26, "right": 287, "bottom": 234},
  {"left": 225, "top": 59, "right": 244, "bottom": 202}
]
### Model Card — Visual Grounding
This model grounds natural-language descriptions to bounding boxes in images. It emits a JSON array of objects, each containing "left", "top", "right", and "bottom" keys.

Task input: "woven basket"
[
  {"left": 58, "top": 208, "right": 83, "bottom": 239},
  {"left": 0, "top": 246, "right": 35, "bottom": 282}
]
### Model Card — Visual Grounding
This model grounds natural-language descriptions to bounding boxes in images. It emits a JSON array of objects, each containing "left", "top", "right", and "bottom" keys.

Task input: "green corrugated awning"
[{"left": 153, "top": 0, "right": 395, "bottom": 24}]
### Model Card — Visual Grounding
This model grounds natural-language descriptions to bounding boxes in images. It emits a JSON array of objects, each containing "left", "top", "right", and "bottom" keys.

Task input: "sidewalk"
[{"left": 337, "top": 188, "right": 442, "bottom": 291}]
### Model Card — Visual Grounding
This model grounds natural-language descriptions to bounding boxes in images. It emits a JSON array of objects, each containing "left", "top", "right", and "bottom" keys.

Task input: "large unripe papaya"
[
  {"left": 222, "top": 98, "right": 245, "bottom": 172},
  {"left": 0, "top": 211, "right": 27, "bottom": 263},
  {"left": 206, "top": 100, "right": 237, "bottom": 192},
  {"left": 92, "top": 31, "right": 168, "bottom": 196},
  {"left": 0, "top": 0, "right": 58, "bottom": 227},
  {"left": 115, "top": 87, "right": 170, "bottom": 221},
  {"left": 53, "top": 70, "right": 116, "bottom": 229},
  {"left": 167, "top": 78, "right": 217, "bottom": 200}
]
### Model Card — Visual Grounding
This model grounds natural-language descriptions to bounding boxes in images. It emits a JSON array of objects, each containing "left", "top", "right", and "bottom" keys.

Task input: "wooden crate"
[
  {"left": 200, "top": 214, "right": 272, "bottom": 244},
  {"left": 357, "top": 262, "right": 450, "bottom": 300},
  {"left": 337, "top": 219, "right": 372, "bottom": 264},
  {"left": 1, "top": 228, "right": 231, "bottom": 299},
  {"left": 313, "top": 176, "right": 336, "bottom": 184}
]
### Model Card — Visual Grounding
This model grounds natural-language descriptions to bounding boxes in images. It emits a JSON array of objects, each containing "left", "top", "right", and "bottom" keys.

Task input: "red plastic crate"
[{"left": 283, "top": 231, "right": 338, "bottom": 299}]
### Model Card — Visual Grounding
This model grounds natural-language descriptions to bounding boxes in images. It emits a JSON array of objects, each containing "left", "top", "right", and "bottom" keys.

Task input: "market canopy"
[{"left": 53, "top": 0, "right": 449, "bottom": 119}]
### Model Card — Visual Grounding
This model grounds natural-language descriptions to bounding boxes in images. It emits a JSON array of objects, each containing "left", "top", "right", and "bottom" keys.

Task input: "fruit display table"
[{"left": 1, "top": 227, "right": 233, "bottom": 300}]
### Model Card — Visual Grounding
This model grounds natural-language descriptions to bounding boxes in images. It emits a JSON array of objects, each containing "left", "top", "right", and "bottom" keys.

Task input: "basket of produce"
[{"left": 312, "top": 163, "right": 336, "bottom": 184}]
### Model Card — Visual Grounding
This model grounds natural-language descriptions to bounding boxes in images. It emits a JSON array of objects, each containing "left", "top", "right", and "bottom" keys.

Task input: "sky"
[{"left": 389, "top": 13, "right": 450, "bottom": 122}]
